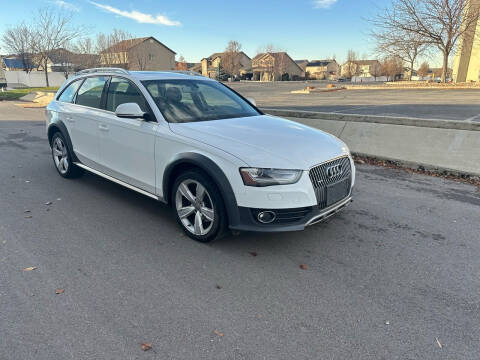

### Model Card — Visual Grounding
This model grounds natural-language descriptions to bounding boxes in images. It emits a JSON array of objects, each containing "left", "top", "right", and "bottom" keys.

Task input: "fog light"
[{"left": 257, "top": 211, "right": 276, "bottom": 224}]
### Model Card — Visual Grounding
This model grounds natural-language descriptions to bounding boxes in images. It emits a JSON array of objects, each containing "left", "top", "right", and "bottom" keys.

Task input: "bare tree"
[
  {"left": 222, "top": 40, "right": 243, "bottom": 78},
  {"left": 381, "top": 56, "right": 404, "bottom": 81},
  {"left": 2, "top": 23, "right": 34, "bottom": 73},
  {"left": 72, "top": 38, "right": 100, "bottom": 69},
  {"left": 96, "top": 29, "right": 132, "bottom": 68},
  {"left": 342, "top": 49, "right": 358, "bottom": 79},
  {"left": 30, "top": 8, "right": 83, "bottom": 86},
  {"left": 417, "top": 61, "right": 430, "bottom": 78},
  {"left": 370, "top": 61, "right": 384, "bottom": 81},
  {"left": 129, "top": 46, "right": 149, "bottom": 70},
  {"left": 373, "top": 0, "right": 480, "bottom": 82},
  {"left": 372, "top": 27, "right": 429, "bottom": 80}
]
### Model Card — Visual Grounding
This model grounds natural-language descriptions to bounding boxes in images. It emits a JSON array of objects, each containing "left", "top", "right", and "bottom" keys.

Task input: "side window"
[
  {"left": 58, "top": 80, "right": 82, "bottom": 103},
  {"left": 75, "top": 76, "right": 109, "bottom": 109},
  {"left": 106, "top": 77, "right": 147, "bottom": 113}
]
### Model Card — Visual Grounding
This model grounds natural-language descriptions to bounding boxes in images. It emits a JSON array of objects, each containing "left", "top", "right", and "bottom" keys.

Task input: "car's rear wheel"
[
  {"left": 173, "top": 170, "right": 226, "bottom": 242},
  {"left": 51, "top": 132, "right": 83, "bottom": 178}
]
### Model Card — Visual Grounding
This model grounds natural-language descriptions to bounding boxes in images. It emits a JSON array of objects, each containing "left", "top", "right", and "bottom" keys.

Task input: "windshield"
[{"left": 141, "top": 79, "right": 260, "bottom": 123}]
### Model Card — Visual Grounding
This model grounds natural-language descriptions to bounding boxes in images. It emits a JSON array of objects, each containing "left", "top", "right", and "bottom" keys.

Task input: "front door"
[{"left": 98, "top": 77, "right": 157, "bottom": 194}]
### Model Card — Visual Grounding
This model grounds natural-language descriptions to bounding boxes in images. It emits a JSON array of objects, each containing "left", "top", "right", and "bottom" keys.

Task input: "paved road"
[
  {"left": 1, "top": 118, "right": 479, "bottom": 359},
  {"left": 228, "top": 82, "right": 480, "bottom": 122}
]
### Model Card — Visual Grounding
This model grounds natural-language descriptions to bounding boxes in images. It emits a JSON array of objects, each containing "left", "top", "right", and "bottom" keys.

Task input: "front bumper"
[{"left": 229, "top": 195, "right": 352, "bottom": 233}]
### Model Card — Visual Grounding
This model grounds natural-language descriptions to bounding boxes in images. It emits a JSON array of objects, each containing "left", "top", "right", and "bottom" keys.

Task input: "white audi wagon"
[{"left": 46, "top": 68, "right": 355, "bottom": 241}]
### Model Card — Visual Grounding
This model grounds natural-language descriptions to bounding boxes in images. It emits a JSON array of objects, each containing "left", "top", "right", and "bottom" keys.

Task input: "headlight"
[
  {"left": 240, "top": 168, "right": 302, "bottom": 187},
  {"left": 342, "top": 144, "right": 350, "bottom": 155}
]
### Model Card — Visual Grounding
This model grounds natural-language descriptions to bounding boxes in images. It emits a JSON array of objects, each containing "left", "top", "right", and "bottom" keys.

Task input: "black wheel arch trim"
[
  {"left": 163, "top": 153, "right": 241, "bottom": 226},
  {"left": 47, "top": 121, "right": 79, "bottom": 163}
]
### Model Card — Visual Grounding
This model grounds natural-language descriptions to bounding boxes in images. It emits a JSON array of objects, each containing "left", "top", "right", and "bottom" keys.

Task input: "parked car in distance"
[{"left": 46, "top": 68, "right": 355, "bottom": 242}]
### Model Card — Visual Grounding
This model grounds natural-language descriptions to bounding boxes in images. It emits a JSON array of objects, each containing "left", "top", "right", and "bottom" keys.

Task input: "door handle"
[{"left": 98, "top": 124, "right": 109, "bottom": 131}]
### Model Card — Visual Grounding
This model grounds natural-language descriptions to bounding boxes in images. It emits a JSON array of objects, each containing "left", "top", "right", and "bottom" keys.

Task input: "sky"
[{"left": 0, "top": 0, "right": 417, "bottom": 64}]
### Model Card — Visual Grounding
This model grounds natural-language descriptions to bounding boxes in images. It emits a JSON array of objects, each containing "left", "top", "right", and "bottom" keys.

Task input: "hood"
[{"left": 169, "top": 115, "right": 348, "bottom": 169}]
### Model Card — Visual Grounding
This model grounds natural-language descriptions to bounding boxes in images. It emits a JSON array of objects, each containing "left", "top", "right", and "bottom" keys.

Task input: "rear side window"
[
  {"left": 58, "top": 80, "right": 82, "bottom": 103},
  {"left": 75, "top": 76, "right": 109, "bottom": 109},
  {"left": 106, "top": 77, "right": 147, "bottom": 112}
]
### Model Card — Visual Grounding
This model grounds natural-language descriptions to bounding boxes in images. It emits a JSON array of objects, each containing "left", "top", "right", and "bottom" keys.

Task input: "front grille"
[{"left": 309, "top": 156, "right": 352, "bottom": 209}]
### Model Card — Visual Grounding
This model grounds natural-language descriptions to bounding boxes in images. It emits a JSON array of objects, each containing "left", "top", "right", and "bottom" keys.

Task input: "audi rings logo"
[{"left": 326, "top": 164, "right": 343, "bottom": 178}]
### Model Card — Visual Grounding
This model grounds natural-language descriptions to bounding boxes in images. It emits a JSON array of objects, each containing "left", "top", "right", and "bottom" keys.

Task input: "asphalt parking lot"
[
  {"left": 228, "top": 82, "right": 480, "bottom": 122},
  {"left": 1, "top": 109, "right": 480, "bottom": 359}
]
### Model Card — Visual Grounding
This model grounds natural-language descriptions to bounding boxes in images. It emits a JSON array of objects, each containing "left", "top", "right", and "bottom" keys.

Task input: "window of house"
[
  {"left": 58, "top": 79, "right": 82, "bottom": 103},
  {"left": 106, "top": 77, "right": 147, "bottom": 113},
  {"left": 75, "top": 76, "right": 109, "bottom": 109}
]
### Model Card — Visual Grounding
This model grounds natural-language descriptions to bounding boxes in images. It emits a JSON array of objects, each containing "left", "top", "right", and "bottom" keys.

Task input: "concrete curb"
[
  {"left": 262, "top": 108, "right": 480, "bottom": 176},
  {"left": 262, "top": 108, "right": 480, "bottom": 131}
]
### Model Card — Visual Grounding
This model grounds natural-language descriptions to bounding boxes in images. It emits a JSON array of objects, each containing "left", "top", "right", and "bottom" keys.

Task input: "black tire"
[
  {"left": 172, "top": 169, "right": 227, "bottom": 242},
  {"left": 50, "top": 132, "right": 84, "bottom": 178}
]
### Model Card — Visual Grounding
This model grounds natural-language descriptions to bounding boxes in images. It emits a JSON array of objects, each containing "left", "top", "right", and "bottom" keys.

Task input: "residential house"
[
  {"left": 295, "top": 59, "right": 309, "bottom": 72},
  {"left": 252, "top": 52, "right": 304, "bottom": 81},
  {"left": 100, "top": 36, "right": 176, "bottom": 71},
  {"left": 341, "top": 60, "right": 382, "bottom": 79},
  {"left": 49, "top": 48, "right": 99, "bottom": 73},
  {"left": 305, "top": 59, "right": 340, "bottom": 80},
  {"left": 201, "top": 52, "right": 251, "bottom": 79}
]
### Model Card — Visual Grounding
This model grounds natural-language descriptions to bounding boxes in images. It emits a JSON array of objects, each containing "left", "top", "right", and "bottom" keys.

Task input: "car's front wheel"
[{"left": 173, "top": 170, "right": 226, "bottom": 242}]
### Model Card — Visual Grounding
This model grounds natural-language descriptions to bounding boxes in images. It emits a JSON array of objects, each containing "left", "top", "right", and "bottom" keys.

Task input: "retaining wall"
[{"left": 263, "top": 109, "right": 480, "bottom": 176}]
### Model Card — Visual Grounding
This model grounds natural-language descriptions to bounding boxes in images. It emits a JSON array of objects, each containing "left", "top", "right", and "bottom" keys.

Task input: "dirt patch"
[{"left": 353, "top": 155, "right": 480, "bottom": 188}]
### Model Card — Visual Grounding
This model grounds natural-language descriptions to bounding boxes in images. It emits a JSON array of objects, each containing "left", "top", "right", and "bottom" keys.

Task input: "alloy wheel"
[
  {"left": 52, "top": 137, "right": 69, "bottom": 174},
  {"left": 175, "top": 179, "right": 215, "bottom": 236}
]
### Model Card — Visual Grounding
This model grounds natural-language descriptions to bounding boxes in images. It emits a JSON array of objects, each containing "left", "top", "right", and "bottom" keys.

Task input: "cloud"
[
  {"left": 89, "top": 1, "right": 181, "bottom": 26},
  {"left": 52, "top": 0, "right": 80, "bottom": 11},
  {"left": 313, "top": 0, "right": 338, "bottom": 8}
]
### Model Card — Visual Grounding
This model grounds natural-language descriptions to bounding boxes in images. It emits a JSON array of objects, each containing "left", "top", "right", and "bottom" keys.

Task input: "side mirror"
[
  {"left": 247, "top": 97, "right": 256, "bottom": 107},
  {"left": 115, "top": 103, "right": 146, "bottom": 119}
]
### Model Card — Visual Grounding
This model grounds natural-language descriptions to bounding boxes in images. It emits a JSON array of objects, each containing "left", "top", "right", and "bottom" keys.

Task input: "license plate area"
[{"left": 326, "top": 178, "right": 350, "bottom": 207}]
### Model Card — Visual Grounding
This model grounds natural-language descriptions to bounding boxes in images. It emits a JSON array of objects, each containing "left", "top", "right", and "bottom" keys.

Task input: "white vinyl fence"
[{"left": 4, "top": 70, "right": 70, "bottom": 88}]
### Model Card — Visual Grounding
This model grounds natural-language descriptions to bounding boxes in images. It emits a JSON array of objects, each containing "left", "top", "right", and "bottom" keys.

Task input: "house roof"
[
  {"left": 347, "top": 60, "right": 380, "bottom": 66},
  {"left": 103, "top": 36, "right": 176, "bottom": 55},
  {"left": 306, "top": 60, "right": 336, "bottom": 67},
  {"left": 252, "top": 52, "right": 304, "bottom": 72},
  {"left": 203, "top": 51, "right": 251, "bottom": 61},
  {"left": 3, "top": 57, "right": 33, "bottom": 69}
]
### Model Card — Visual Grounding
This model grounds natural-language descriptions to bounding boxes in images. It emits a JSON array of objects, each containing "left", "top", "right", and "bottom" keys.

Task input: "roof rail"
[
  {"left": 74, "top": 68, "right": 130, "bottom": 76},
  {"left": 159, "top": 70, "right": 204, "bottom": 77}
]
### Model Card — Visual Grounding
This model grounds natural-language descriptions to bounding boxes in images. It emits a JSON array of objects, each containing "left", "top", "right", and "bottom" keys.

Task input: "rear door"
[
  {"left": 71, "top": 76, "right": 110, "bottom": 167},
  {"left": 97, "top": 77, "right": 157, "bottom": 194}
]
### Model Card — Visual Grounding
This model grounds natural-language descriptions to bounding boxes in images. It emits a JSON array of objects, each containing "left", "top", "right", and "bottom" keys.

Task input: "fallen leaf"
[
  {"left": 299, "top": 264, "right": 308, "bottom": 270},
  {"left": 215, "top": 285, "right": 222, "bottom": 289},
  {"left": 248, "top": 251, "right": 258, "bottom": 257},
  {"left": 24, "top": 215, "right": 32, "bottom": 219},
  {"left": 23, "top": 266, "right": 37, "bottom": 271},
  {"left": 55, "top": 288, "right": 64, "bottom": 295},
  {"left": 44, "top": 201, "right": 52, "bottom": 205},
  {"left": 141, "top": 343, "right": 152, "bottom": 351},
  {"left": 213, "top": 330, "right": 224, "bottom": 337},
  {"left": 436, "top": 338, "right": 443, "bottom": 349}
]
